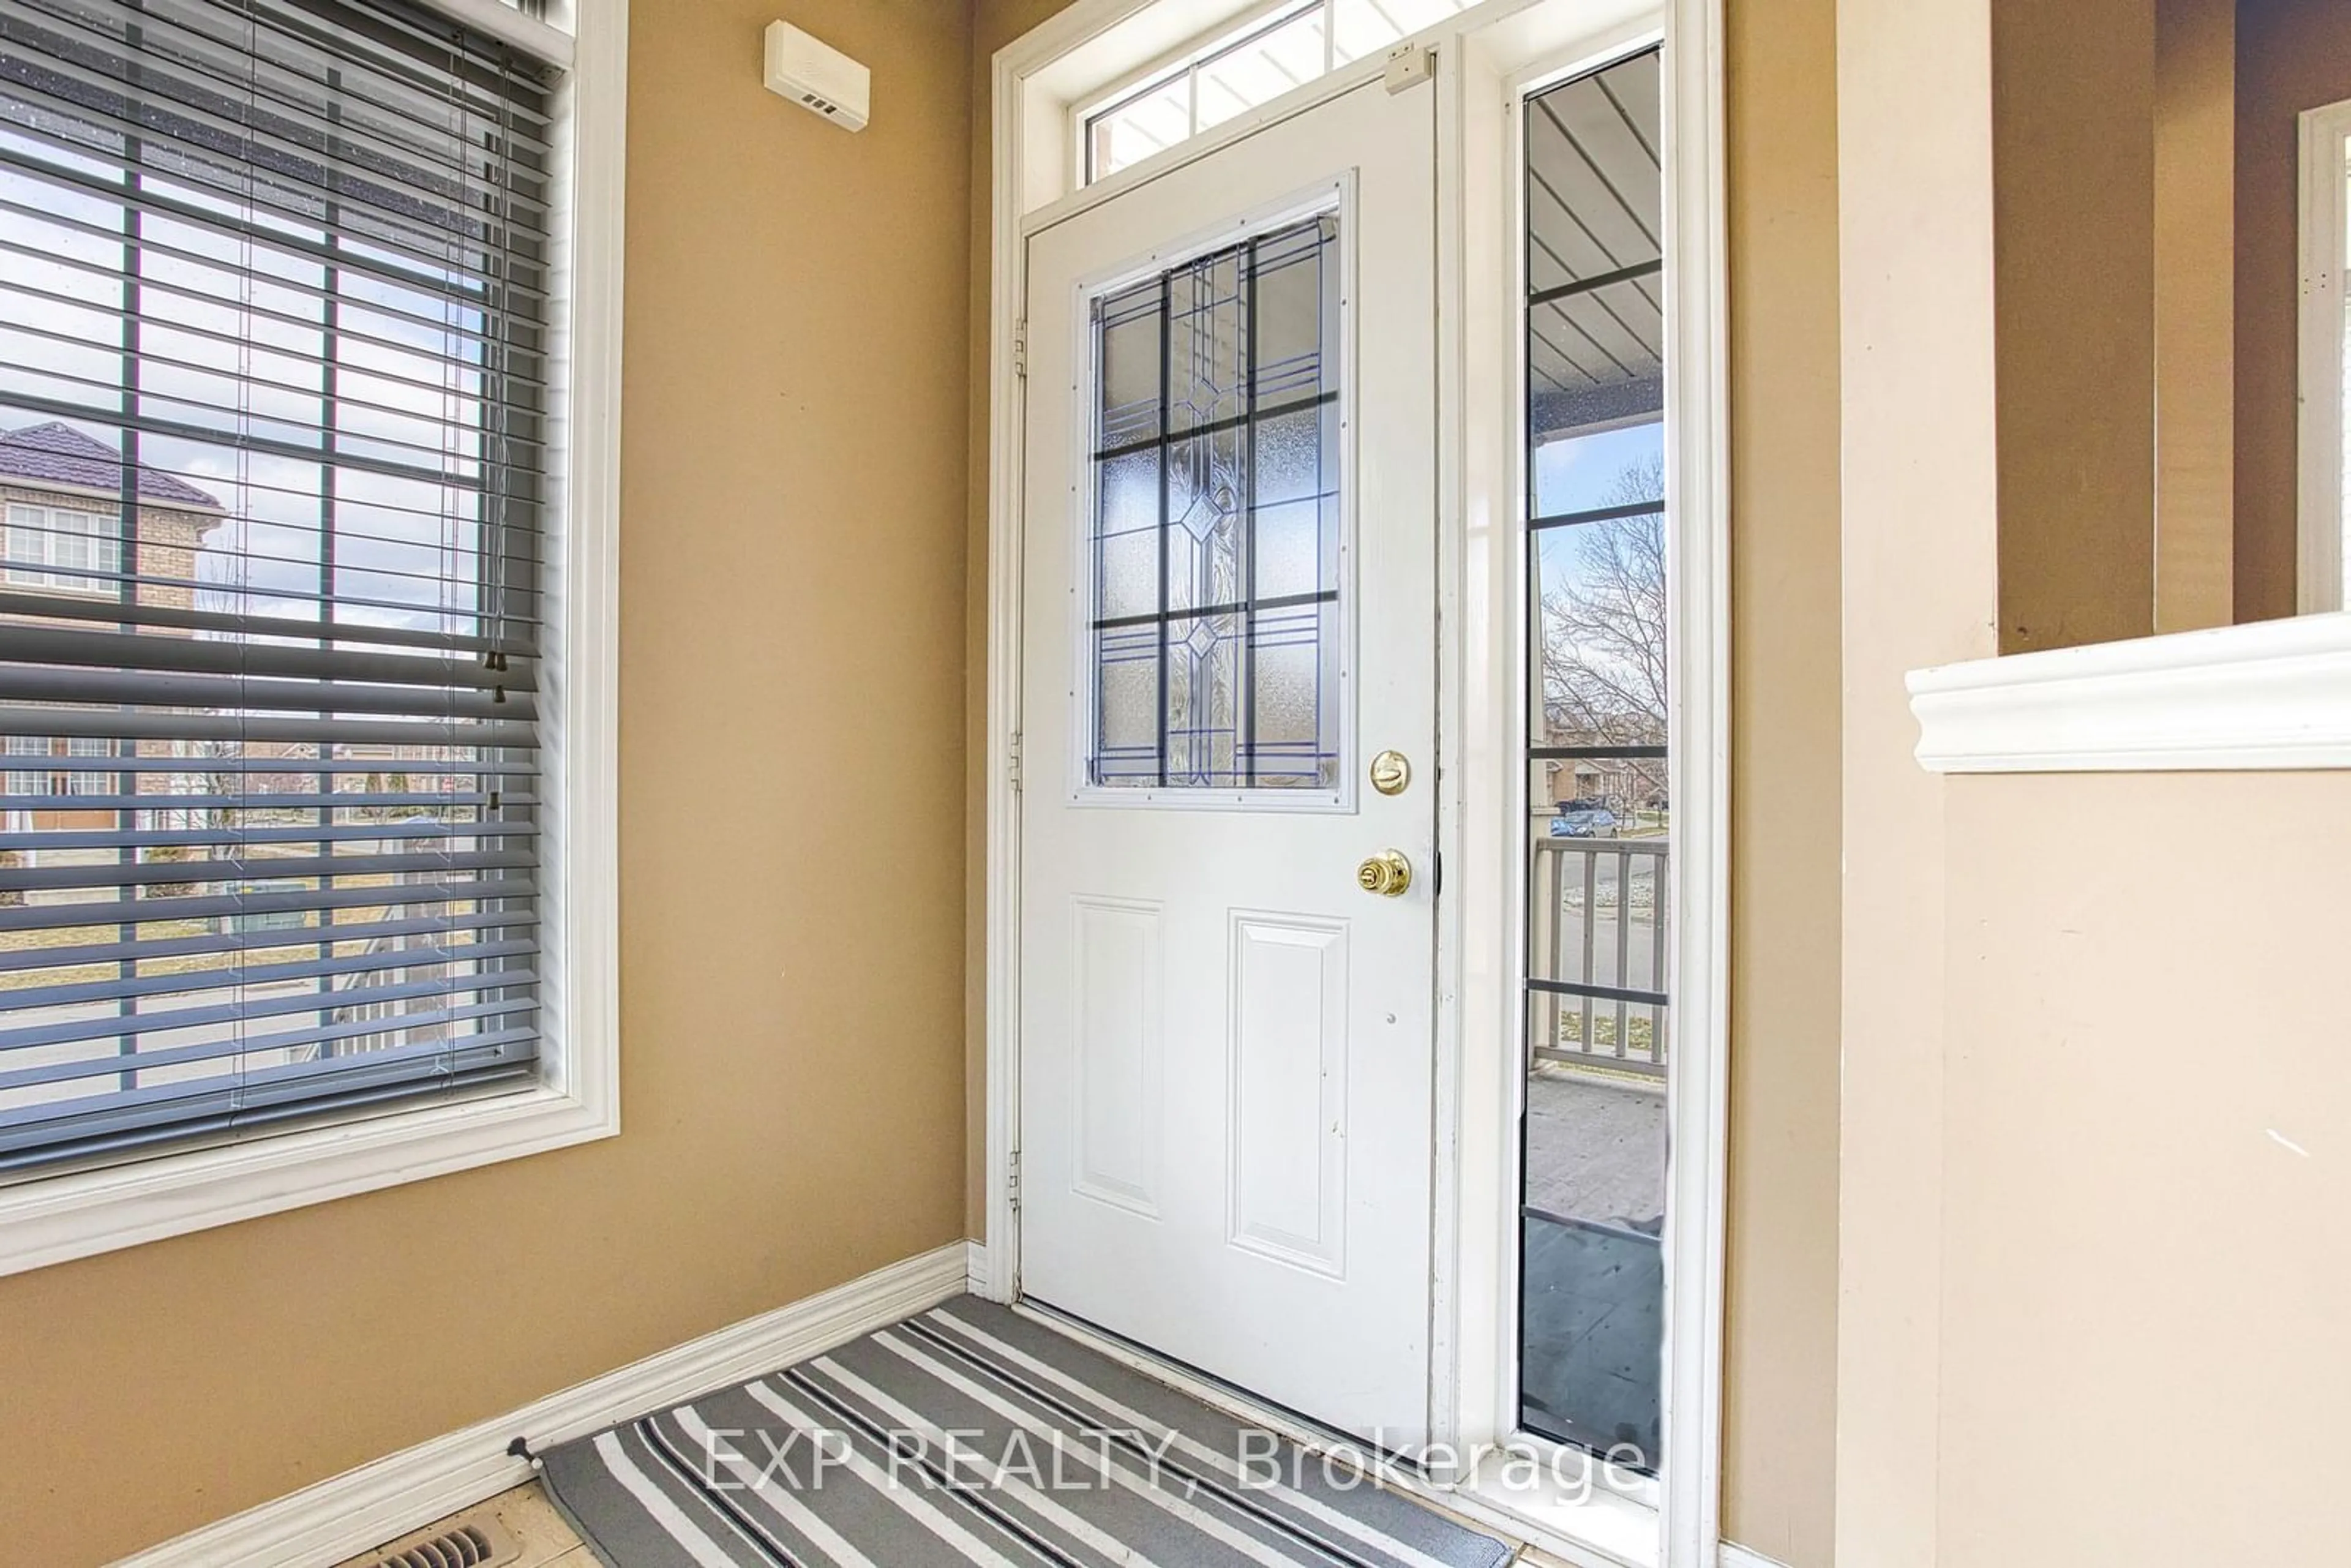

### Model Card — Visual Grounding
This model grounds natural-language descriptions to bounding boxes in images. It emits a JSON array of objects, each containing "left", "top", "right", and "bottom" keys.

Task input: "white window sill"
[
  {"left": 0, "top": 1078, "right": 617, "bottom": 1278},
  {"left": 1908, "top": 610, "right": 2351, "bottom": 773}
]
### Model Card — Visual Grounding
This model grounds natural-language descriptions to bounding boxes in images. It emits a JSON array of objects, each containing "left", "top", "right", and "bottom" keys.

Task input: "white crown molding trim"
[
  {"left": 109, "top": 1242, "right": 969, "bottom": 1568},
  {"left": 1717, "top": 1545, "right": 1794, "bottom": 1568},
  {"left": 1910, "top": 611, "right": 2351, "bottom": 773}
]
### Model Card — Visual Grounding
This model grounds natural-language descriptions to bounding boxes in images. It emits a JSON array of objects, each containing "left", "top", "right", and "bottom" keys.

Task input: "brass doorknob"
[{"left": 1356, "top": 849, "right": 1412, "bottom": 898}]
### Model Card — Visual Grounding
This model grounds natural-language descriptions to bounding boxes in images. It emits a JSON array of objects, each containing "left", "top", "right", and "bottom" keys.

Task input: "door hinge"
[
  {"left": 1431, "top": 847, "right": 1442, "bottom": 898},
  {"left": 1007, "top": 730, "right": 1024, "bottom": 793},
  {"left": 1012, "top": 319, "right": 1028, "bottom": 379},
  {"left": 1007, "top": 1149, "right": 1022, "bottom": 1212}
]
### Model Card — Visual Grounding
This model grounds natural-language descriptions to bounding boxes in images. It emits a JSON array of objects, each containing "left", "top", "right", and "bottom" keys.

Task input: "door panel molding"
[
  {"left": 1226, "top": 908, "right": 1351, "bottom": 1277},
  {"left": 1069, "top": 895, "right": 1164, "bottom": 1216}
]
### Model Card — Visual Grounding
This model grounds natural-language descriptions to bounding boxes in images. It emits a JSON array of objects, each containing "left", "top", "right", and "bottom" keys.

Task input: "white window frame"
[
  {"left": 1071, "top": 0, "right": 1493, "bottom": 187},
  {"left": 4, "top": 733, "right": 47, "bottom": 797},
  {"left": 1074, "top": 0, "right": 1328, "bottom": 185},
  {"left": 1467, "top": 17, "right": 1719, "bottom": 1568},
  {"left": 0, "top": 0, "right": 625, "bottom": 1279},
  {"left": 62, "top": 733, "right": 110, "bottom": 797},
  {"left": 4, "top": 501, "right": 122, "bottom": 593},
  {"left": 2298, "top": 96, "right": 2351, "bottom": 616}
]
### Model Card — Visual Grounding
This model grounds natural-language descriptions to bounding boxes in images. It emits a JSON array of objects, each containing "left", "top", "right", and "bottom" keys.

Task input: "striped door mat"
[{"left": 541, "top": 1295, "right": 1517, "bottom": 1567}]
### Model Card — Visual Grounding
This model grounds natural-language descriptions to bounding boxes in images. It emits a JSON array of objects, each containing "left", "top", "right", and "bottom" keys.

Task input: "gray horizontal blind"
[{"left": 0, "top": 0, "right": 550, "bottom": 1171}]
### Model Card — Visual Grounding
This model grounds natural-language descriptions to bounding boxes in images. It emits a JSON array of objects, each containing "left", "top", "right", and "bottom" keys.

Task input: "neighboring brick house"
[{"left": 0, "top": 421, "right": 225, "bottom": 829}]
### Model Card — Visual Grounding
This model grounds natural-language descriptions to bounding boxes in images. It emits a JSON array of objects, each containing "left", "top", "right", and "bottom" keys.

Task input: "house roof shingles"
[{"left": 0, "top": 422, "right": 223, "bottom": 510}]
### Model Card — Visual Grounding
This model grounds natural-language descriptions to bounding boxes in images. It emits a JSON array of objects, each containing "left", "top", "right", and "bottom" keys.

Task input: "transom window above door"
[
  {"left": 1085, "top": 212, "right": 1342, "bottom": 792},
  {"left": 1081, "top": 0, "right": 1479, "bottom": 182}
]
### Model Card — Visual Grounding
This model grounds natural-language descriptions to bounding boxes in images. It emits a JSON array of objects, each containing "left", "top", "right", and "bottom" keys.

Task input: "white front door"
[{"left": 1018, "top": 75, "right": 1438, "bottom": 1446}]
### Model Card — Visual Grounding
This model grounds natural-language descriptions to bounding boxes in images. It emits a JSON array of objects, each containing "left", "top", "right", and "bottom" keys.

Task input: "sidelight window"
[{"left": 1517, "top": 45, "right": 1670, "bottom": 1470}]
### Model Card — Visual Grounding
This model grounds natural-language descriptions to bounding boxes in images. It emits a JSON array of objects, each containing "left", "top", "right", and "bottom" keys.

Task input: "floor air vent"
[{"left": 363, "top": 1518, "right": 519, "bottom": 1568}]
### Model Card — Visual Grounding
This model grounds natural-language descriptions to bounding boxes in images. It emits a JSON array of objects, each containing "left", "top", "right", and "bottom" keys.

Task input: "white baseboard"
[
  {"left": 1719, "top": 1544, "right": 1794, "bottom": 1568},
  {"left": 111, "top": 1240, "right": 970, "bottom": 1568},
  {"left": 965, "top": 1237, "right": 989, "bottom": 1295}
]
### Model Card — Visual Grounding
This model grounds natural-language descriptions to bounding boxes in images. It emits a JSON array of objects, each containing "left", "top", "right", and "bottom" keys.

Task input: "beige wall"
[
  {"left": 1954, "top": 0, "right": 2351, "bottom": 638},
  {"left": 2092, "top": 0, "right": 2351, "bottom": 631},
  {"left": 2137, "top": 0, "right": 2351, "bottom": 628},
  {"left": 2154, "top": 0, "right": 2237, "bottom": 632},
  {"left": 0, "top": 4, "right": 975, "bottom": 1562},
  {"left": 2235, "top": 0, "right": 2351, "bottom": 621},
  {"left": 1839, "top": 2, "right": 2351, "bottom": 1564},
  {"left": 1991, "top": 0, "right": 2158, "bottom": 653},
  {"left": 1935, "top": 772, "right": 2351, "bottom": 1566},
  {"left": 1835, "top": 0, "right": 2003, "bottom": 1564},
  {"left": 1722, "top": 0, "right": 1842, "bottom": 1559}
]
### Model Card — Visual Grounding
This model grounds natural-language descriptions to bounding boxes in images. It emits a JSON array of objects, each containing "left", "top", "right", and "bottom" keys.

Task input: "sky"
[
  {"left": 0, "top": 102, "right": 509, "bottom": 654},
  {"left": 1532, "top": 417, "right": 1662, "bottom": 598}
]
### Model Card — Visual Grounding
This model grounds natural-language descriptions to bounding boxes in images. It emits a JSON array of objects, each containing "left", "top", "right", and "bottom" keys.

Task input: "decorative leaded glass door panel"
[
  {"left": 1018, "top": 74, "right": 1439, "bottom": 1447},
  {"left": 1086, "top": 216, "right": 1343, "bottom": 792}
]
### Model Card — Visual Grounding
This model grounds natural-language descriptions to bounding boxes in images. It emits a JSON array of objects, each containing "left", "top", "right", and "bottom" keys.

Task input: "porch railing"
[{"left": 1528, "top": 834, "right": 1669, "bottom": 1078}]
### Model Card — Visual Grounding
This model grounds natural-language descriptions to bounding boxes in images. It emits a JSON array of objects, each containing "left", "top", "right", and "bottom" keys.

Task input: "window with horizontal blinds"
[{"left": 0, "top": 0, "right": 552, "bottom": 1173}]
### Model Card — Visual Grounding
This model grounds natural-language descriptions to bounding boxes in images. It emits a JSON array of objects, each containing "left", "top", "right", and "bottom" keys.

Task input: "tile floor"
[
  {"left": 331, "top": 1481, "right": 598, "bottom": 1568},
  {"left": 347, "top": 1477, "right": 1576, "bottom": 1567},
  {"left": 338, "top": 1476, "right": 1557, "bottom": 1566}
]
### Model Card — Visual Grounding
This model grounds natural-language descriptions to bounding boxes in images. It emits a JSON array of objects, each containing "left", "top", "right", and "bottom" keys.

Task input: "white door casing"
[{"left": 1016, "top": 75, "right": 1440, "bottom": 1448}]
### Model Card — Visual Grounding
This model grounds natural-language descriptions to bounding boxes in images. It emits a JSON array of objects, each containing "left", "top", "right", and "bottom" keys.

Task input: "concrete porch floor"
[
  {"left": 1524, "top": 1064, "right": 1667, "bottom": 1229},
  {"left": 1521, "top": 1066, "right": 1667, "bottom": 1461}
]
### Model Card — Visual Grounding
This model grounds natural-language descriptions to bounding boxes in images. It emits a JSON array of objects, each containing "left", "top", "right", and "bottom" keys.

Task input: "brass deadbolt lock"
[
  {"left": 1356, "top": 849, "right": 1412, "bottom": 898},
  {"left": 1369, "top": 749, "right": 1412, "bottom": 796}
]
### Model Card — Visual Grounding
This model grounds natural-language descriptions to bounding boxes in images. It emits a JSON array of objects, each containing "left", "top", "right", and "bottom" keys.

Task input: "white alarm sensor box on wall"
[{"left": 763, "top": 21, "right": 870, "bottom": 132}]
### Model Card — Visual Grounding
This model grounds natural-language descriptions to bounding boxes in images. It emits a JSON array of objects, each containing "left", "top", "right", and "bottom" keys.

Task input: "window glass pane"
[
  {"left": 1519, "top": 47, "right": 1668, "bottom": 1471},
  {"left": 1086, "top": 0, "right": 1482, "bottom": 183},
  {"left": 1087, "top": 215, "right": 1341, "bottom": 790},
  {"left": 4, "top": 734, "right": 45, "bottom": 795},
  {"left": 0, "top": 0, "right": 549, "bottom": 1174},
  {"left": 1534, "top": 443, "right": 1667, "bottom": 759},
  {"left": 63, "top": 735, "right": 111, "bottom": 796},
  {"left": 1330, "top": 0, "right": 1473, "bottom": 64},
  {"left": 1195, "top": 9, "right": 1327, "bottom": 133},
  {"left": 6, "top": 504, "right": 122, "bottom": 590},
  {"left": 1090, "top": 77, "right": 1190, "bottom": 181}
]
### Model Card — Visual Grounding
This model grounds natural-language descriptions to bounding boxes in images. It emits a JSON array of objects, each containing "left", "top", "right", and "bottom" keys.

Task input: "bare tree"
[{"left": 1539, "top": 451, "right": 1667, "bottom": 806}]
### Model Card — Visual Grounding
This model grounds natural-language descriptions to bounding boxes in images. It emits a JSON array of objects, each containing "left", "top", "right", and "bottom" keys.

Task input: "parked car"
[{"left": 1549, "top": 798, "right": 1619, "bottom": 837}]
